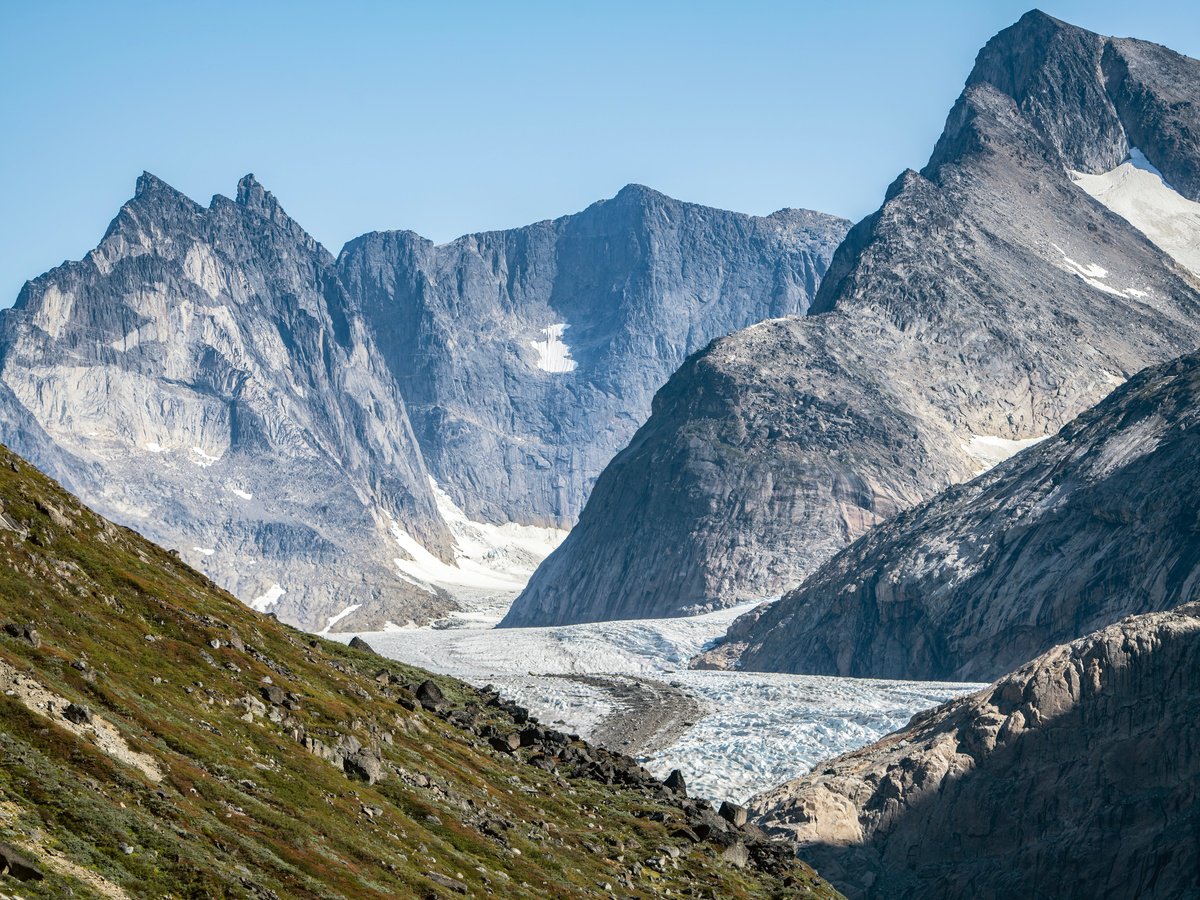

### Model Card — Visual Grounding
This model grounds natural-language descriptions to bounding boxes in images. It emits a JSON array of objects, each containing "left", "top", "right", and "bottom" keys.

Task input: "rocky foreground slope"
[
  {"left": 340, "top": 187, "right": 846, "bottom": 529},
  {"left": 711, "top": 348, "right": 1200, "bottom": 681},
  {"left": 0, "top": 442, "right": 836, "bottom": 898},
  {"left": 505, "top": 10, "right": 1200, "bottom": 627},
  {"left": 750, "top": 603, "right": 1200, "bottom": 899}
]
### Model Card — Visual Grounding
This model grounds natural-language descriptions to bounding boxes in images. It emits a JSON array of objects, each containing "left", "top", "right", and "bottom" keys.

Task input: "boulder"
[
  {"left": 489, "top": 733, "right": 521, "bottom": 754},
  {"left": 718, "top": 841, "right": 750, "bottom": 868},
  {"left": 425, "top": 871, "right": 468, "bottom": 894},
  {"left": 3, "top": 623, "right": 40, "bottom": 649},
  {"left": 718, "top": 801, "right": 748, "bottom": 828},
  {"left": 260, "top": 684, "right": 286, "bottom": 706},
  {"left": 664, "top": 769, "right": 687, "bottom": 797},
  {"left": 342, "top": 748, "right": 384, "bottom": 784},
  {"left": 62, "top": 702, "right": 92, "bottom": 725},
  {"left": 415, "top": 679, "right": 445, "bottom": 711},
  {"left": 0, "top": 843, "right": 43, "bottom": 881}
]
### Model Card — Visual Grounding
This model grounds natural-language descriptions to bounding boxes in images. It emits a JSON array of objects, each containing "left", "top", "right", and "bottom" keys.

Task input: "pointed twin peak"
[
  {"left": 236, "top": 173, "right": 286, "bottom": 220},
  {"left": 135, "top": 170, "right": 169, "bottom": 197}
]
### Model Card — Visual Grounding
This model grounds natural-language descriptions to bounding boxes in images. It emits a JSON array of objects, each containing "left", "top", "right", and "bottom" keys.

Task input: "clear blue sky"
[{"left": 2, "top": 1, "right": 1198, "bottom": 304}]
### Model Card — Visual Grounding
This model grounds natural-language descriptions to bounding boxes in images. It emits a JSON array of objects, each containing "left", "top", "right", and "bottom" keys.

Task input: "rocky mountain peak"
[
  {"left": 0, "top": 171, "right": 456, "bottom": 632},
  {"left": 930, "top": 10, "right": 1124, "bottom": 176},
  {"left": 340, "top": 187, "right": 848, "bottom": 536},
  {"left": 235, "top": 172, "right": 269, "bottom": 208},
  {"left": 505, "top": 12, "right": 1200, "bottom": 629},
  {"left": 610, "top": 182, "right": 670, "bottom": 207},
  {"left": 134, "top": 169, "right": 188, "bottom": 200},
  {"left": 232, "top": 172, "right": 316, "bottom": 246}
]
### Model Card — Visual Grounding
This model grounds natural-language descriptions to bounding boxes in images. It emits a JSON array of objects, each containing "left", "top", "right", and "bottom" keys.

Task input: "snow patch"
[
  {"left": 962, "top": 434, "right": 1048, "bottom": 474},
  {"left": 144, "top": 442, "right": 169, "bottom": 453},
  {"left": 321, "top": 603, "right": 363, "bottom": 634},
  {"left": 530, "top": 323, "right": 578, "bottom": 373},
  {"left": 1072, "top": 148, "right": 1200, "bottom": 277},
  {"left": 384, "top": 482, "right": 567, "bottom": 605},
  {"left": 248, "top": 583, "right": 285, "bottom": 612},
  {"left": 227, "top": 486, "right": 253, "bottom": 501},
  {"left": 190, "top": 446, "right": 223, "bottom": 467},
  {"left": 1050, "top": 243, "right": 1148, "bottom": 299},
  {"left": 192, "top": 547, "right": 215, "bottom": 556}
]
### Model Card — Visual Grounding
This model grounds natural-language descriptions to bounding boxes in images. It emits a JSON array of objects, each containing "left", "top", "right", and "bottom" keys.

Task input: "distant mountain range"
[
  {"left": 0, "top": 177, "right": 845, "bottom": 631},
  {"left": 503, "top": 10, "right": 1200, "bottom": 628}
]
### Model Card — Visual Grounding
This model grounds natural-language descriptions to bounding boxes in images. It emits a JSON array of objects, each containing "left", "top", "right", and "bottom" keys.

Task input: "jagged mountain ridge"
[
  {"left": 0, "top": 173, "right": 455, "bottom": 633},
  {"left": 340, "top": 185, "right": 846, "bottom": 529},
  {"left": 0, "top": 175, "right": 845, "bottom": 632},
  {"left": 0, "top": 441, "right": 838, "bottom": 898},
  {"left": 717, "top": 349, "right": 1200, "bottom": 681},
  {"left": 503, "top": 10, "right": 1200, "bottom": 628},
  {"left": 750, "top": 602, "right": 1200, "bottom": 899}
]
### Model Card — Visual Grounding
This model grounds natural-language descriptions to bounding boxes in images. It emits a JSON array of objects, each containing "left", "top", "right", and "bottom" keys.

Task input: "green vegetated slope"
[{"left": 0, "top": 443, "right": 838, "bottom": 899}]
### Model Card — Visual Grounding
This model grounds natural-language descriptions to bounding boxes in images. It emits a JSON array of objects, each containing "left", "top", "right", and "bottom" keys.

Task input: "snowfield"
[
  {"left": 343, "top": 602, "right": 979, "bottom": 804},
  {"left": 1072, "top": 148, "right": 1200, "bottom": 278},
  {"left": 530, "top": 323, "right": 578, "bottom": 373},
  {"left": 386, "top": 478, "right": 568, "bottom": 608},
  {"left": 962, "top": 433, "right": 1048, "bottom": 474},
  {"left": 249, "top": 582, "right": 285, "bottom": 612}
]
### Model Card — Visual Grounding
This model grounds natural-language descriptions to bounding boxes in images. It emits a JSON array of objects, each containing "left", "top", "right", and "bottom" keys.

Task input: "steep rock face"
[
  {"left": 339, "top": 186, "right": 847, "bottom": 528},
  {"left": 724, "top": 350, "right": 1200, "bottom": 681},
  {"left": 751, "top": 603, "right": 1200, "bottom": 899},
  {"left": 0, "top": 173, "right": 454, "bottom": 631},
  {"left": 504, "top": 11, "right": 1200, "bottom": 627}
]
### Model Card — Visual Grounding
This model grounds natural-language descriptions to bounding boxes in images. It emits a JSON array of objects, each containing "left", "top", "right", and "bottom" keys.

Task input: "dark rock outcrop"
[
  {"left": 0, "top": 843, "right": 43, "bottom": 882},
  {"left": 415, "top": 679, "right": 446, "bottom": 712},
  {"left": 505, "top": 11, "right": 1200, "bottom": 627},
  {"left": 725, "top": 349, "right": 1200, "bottom": 681},
  {"left": 751, "top": 602, "right": 1200, "bottom": 900},
  {"left": 347, "top": 635, "right": 376, "bottom": 655}
]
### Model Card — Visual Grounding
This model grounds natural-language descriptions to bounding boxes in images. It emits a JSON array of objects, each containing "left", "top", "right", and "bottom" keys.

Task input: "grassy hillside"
[{"left": 0, "top": 444, "right": 838, "bottom": 899}]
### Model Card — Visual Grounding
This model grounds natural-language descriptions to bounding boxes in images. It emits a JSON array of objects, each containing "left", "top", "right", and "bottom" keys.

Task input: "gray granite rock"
[
  {"left": 504, "top": 11, "right": 1200, "bottom": 627},
  {"left": 751, "top": 601, "right": 1200, "bottom": 899},
  {"left": 725, "top": 349, "right": 1200, "bottom": 681},
  {"left": 0, "top": 173, "right": 455, "bottom": 631},
  {"left": 0, "top": 174, "right": 844, "bottom": 633},
  {"left": 338, "top": 186, "right": 847, "bottom": 528}
]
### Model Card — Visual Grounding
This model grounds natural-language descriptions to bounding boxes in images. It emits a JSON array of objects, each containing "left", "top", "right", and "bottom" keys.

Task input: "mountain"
[
  {"left": 503, "top": 11, "right": 1200, "bottom": 628},
  {"left": 749, "top": 602, "right": 1200, "bottom": 900},
  {"left": 712, "top": 349, "right": 1200, "bottom": 681},
  {"left": 338, "top": 186, "right": 847, "bottom": 529},
  {"left": 0, "top": 173, "right": 455, "bottom": 633},
  {"left": 0, "top": 176, "right": 845, "bottom": 634},
  {"left": 0, "top": 441, "right": 838, "bottom": 898}
]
